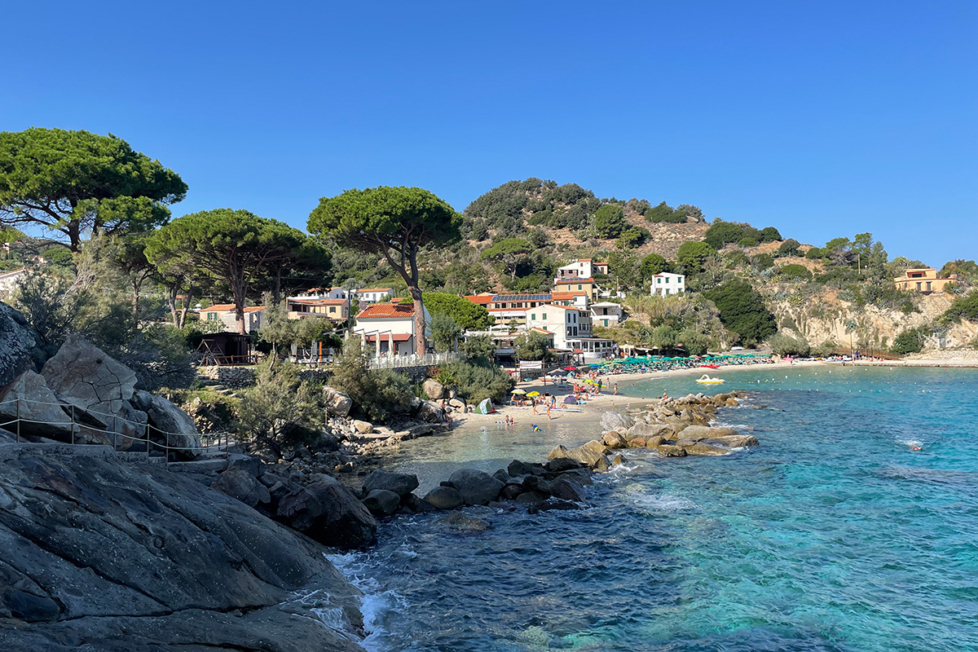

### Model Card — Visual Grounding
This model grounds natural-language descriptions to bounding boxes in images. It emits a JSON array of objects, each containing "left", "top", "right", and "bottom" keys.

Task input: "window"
[
  {"left": 542, "top": 313, "right": 546, "bottom": 320},
  {"left": 665, "top": 277, "right": 670, "bottom": 283},
  {"left": 329, "top": 307, "right": 336, "bottom": 313},
  {"left": 578, "top": 284, "right": 582, "bottom": 290},
  {"left": 926, "top": 282, "right": 932, "bottom": 291},
  {"left": 531, "top": 313, "right": 536, "bottom": 320},
  {"left": 916, "top": 282, "right": 922, "bottom": 291}
]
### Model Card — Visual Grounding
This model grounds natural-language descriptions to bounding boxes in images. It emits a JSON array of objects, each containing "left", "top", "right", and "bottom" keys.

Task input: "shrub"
[
  {"left": 759, "top": 226, "right": 782, "bottom": 242},
  {"left": 805, "top": 247, "right": 824, "bottom": 260},
  {"left": 812, "top": 341, "right": 836, "bottom": 358},
  {"left": 941, "top": 292, "right": 978, "bottom": 324},
  {"left": 640, "top": 253, "right": 670, "bottom": 278},
  {"left": 443, "top": 359, "right": 515, "bottom": 403},
  {"left": 778, "top": 264, "right": 813, "bottom": 281},
  {"left": 891, "top": 328, "right": 926, "bottom": 355},
  {"left": 738, "top": 237, "right": 758, "bottom": 247},
  {"left": 768, "top": 332, "right": 811, "bottom": 357},
  {"left": 777, "top": 239, "right": 801, "bottom": 257},
  {"left": 702, "top": 279, "right": 778, "bottom": 346},
  {"left": 752, "top": 253, "right": 775, "bottom": 270},
  {"left": 703, "top": 221, "right": 746, "bottom": 250},
  {"left": 677, "top": 241, "right": 717, "bottom": 273},
  {"left": 594, "top": 205, "right": 627, "bottom": 239},
  {"left": 329, "top": 338, "right": 415, "bottom": 422},
  {"left": 236, "top": 360, "right": 324, "bottom": 454}
]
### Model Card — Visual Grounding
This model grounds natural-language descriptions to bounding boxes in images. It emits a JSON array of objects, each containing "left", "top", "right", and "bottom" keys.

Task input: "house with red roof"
[{"left": 353, "top": 300, "right": 432, "bottom": 356}]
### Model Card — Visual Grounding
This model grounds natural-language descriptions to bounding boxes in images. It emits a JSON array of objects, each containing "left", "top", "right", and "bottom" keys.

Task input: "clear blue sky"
[{"left": 3, "top": 1, "right": 976, "bottom": 265}]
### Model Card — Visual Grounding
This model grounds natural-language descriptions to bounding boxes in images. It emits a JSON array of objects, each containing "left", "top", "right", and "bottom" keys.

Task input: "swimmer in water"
[{"left": 910, "top": 445, "right": 922, "bottom": 451}]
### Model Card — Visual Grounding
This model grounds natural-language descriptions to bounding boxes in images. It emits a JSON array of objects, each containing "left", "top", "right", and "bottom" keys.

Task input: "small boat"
[{"left": 695, "top": 374, "right": 724, "bottom": 385}]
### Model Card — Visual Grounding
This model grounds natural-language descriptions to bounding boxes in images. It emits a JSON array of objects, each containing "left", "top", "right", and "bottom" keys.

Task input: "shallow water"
[{"left": 336, "top": 366, "right": 978, "bottom": 651}]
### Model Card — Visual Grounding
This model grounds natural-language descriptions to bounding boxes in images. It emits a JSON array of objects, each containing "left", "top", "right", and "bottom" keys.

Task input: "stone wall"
[{"left": 197, "top": 366, "right": 255, "bottom": 389}]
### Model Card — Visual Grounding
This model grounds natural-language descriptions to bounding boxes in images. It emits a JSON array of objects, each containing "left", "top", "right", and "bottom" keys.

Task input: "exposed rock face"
[
  {"left": 323, "top": 386, "right": 353, "bottom": 418},
  {"left": 601, "top": 411, "right": 635, "bottom": 431},
  {"left": 276, "top": 475, "right": 378, "bottom": 549},
  {"left": 422, "top": 379, "right": 445, "bottom": 400},
  {"left": 440, "top": 510, "right": 490, "bottom": 531},
  {"left": 42, "top": 334, "right": 137, "bottom": 417},
  {"left": 0, "top": 302, "right": 37, "bottom": 389},
  {"left": 211, "top": 468, "right": 272, "bottom": 508},
  {"left": 0, "top": 449, "right": 365, "bottom": 652},
  {"left": 418, "top": 400, "right": 445, "bottom": 423},
  {"left": 362, "top": 489, "right": 401, "bottom": 516},
  {"left": 145, "top": 394, "right": 202, "bottom": 458},
  {"left": 448, "top": 468, "right": 504, "bottom": 506},
  {"left": 362, "top": 469, "right": 419, "bottom": 497},
  {"left": 0, "top": 371, "right": 74, "bottom": 441}
]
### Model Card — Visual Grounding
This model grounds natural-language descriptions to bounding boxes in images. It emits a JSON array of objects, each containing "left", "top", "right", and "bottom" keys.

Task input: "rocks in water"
[
  {"left": 680, "top": 442, "right": 730, "bottom": 456},
  {"left": 515, "top": 490, "right": 549, "bottom": 504},
  {"left": 656, "top": 444, "right": 688, "bottom": 457},
  {"left": 545, "top": 457, "right": 582, "bottom": 473},
  {"left": 275, "top": 475, "right": 377, "bottom": 548},
  {"left": 527, "top": 498, "right": 584, "bottom": 514},
  {"left": 0, "top": 450, "right": 364, "bottom": 651},
  {"left": 422, "top": 378, "right": 445, "bottom": 400},
  {"left": 323, "top": 386, "right": 353, "bottom": 418},
  {"left": 601, "top": 430, "right": 628, "bottom": 449},
  {"left": 627, "top": 422, "right": 671, "bottom": 440},
  {"left": 440, "top": 510, "right": 490, "bottom": 531},
  {"left": 400, "top": 493, "right": 436, "bottom": 513},
  {"left": 592, "top": 455, "right": 611, "bottom": 473},
  {"left": 492, "top": 468, "right": 511, "bottom": 484},
  {"left": 611, "top": 453, "right": 627, "bottom": 466},
  {"left": 600, "top": 411, "right": 635, "bottom": 432},
  {"left": 423, "top": 485, "right": 464, "bottom": 510},
  {"left": 449, "top": 468, "right": 504, "bottom": 505},
  {"left": 711, "top": 434, "right": 760, "bottom": 448},
  {"left": 678, "top": 425, "right": 739, "bottom": 440},
  {"left": 549, "top": 477, "right": 586, "bottom": 502},
  {"left": 362, "top": 489, "right": 401, "bottom": 516},
  {"left": 0, "top": 301, "right": 38, "bottom": 389},
  {"left": 362, "top": 469, "right": 419, "bottom": 497},
  {"left": 0, "top": 370, "right": 75, "bottom": 441}
]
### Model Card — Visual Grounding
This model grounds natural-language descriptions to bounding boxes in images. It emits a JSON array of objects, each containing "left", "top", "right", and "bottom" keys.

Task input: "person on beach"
[
  {"left": 614, "top": 383, "right": 618, "bottom": 396},
  {"left": 531, "top": 398, "right": 539, "bottom": 415},
  {"left": 546, "top": 404, "right": 552, "bottom": 420}
]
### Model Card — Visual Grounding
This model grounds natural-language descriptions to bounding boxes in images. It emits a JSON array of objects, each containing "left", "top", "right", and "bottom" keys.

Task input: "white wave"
[
  {"left": 630, "top": 493, "right": 697, "bottom": 512},
  {"left": 326, "top": 552, "right": 406, "bottom": 652},
  {"left": 898, "top": 439, "right": 924, "bottom": 448}
]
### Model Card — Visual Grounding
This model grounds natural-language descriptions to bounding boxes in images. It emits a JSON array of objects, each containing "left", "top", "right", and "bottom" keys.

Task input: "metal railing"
[
  {"left": 368, "top": 351, "right": 459, "bottom": 369},
  {"left": 0, "top": 398, "right": 226, "bottom": 459}
]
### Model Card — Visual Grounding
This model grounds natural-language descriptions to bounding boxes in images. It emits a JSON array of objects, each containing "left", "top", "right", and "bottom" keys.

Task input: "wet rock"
[
  {"left": 601, "top": 431, "right": 628, "bottom": 449},
  {"left": 600, "top": 411, "right": 635, "bottom": 431},
  {"left": 500, "top": 484, "right": 523, "bottom": 500},
  {"left": 492, "top": 469, "right": 511, "bottom": 485},
  {"left": 440, "top": 510, "right": 490, "bottom": 531},
  {"left": 711, "top": 434, "right": 760, "bottom": 448},
  {"left": 449, "top": 468, "right": 504, "bottom": 506},
  {"left": 656, "top": 444, "right": 688, "bottom": 457},
  {"left": 508, "top": 459, "right": 534, "bottom": 476},
  {"left": 549, "top": 477, "right": 586, "bottom": 502},
  {"left": 400, "top": 493, "right": 436, "bottom": 513},
  {"left": 275, "top": 475, "right": 377, "bottom": 549},
  {"left": 682, "top": 442, "right": 730, "bottom": 456},
  {"left": 528, "top": 499, "right": 584, "bottom": 514},
  {"left": 611, "top": 454, "right": 627, "bottom": 466},
  {"left": 418, "top": 400, "right": 445, "bottom": 423},
  {"left": 362, "top": 489, "right": 401, "bottom": 516},
  {"left": 515, "top": 490, "right": 549, "bottom": 504},
  {"left": 545, "top": 457, "right": 582, "bottom": 473},
  {"left": 547, "top": 444, "right": 570, "bottom": 460},
  {"left": 423, "top": 486, "right": 464, "bottom": 510},
  {"left": 521, "top": 475, "right": 551, "bottom": 494},
  {"left": 362, "top": 469, "right": 419, "bottom": 497},
  {"left": 592, "top": 456, "right": 612, "bottom": 473},
  {"left": 554, "top": 468, "right": 594, "bottom": 486},
  {"left": 679, "top": 425, "right": 739, "bottom": 440},
  {"left": 645, "top": 435, "right": 668, "bottom": 448}
]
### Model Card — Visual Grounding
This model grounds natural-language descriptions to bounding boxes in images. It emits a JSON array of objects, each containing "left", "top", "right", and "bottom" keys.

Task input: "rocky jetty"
[{"left": 0, "top": 446, "right": 366, "bottom": 652}]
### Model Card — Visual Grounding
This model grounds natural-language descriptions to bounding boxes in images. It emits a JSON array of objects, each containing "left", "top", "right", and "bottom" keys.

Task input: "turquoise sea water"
[{"left": 331, "top": 366, "right": 978, "bottom": 652}]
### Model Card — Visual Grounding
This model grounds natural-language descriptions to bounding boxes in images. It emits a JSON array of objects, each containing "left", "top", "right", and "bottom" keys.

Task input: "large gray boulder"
[
  {"left": 0, "top": 301, "right": 37, "bottom": 389},
  {"left": 423, "top": 485, "right": 463, "bottom": 510},
  {"left": 0, "top": 449, "right": 366, "bottom": 651},
  {"left": 323, "top": 386, "right": 353, "bottom": 418},
  {"left": 145, "top": 394, "right": 202, "bottom": 459},
  {"left": 211, "top": 468, "right": 271, "bottom": 508},
  {"left": 0, "top": 370, "right": 75, "bottom": 441},
  {"left": 627, "top": 422, "right": 672, "bottom": 440},
  {"left": 417, "top": 400, "right": 445, "bottom": 423},
  {"left": 362, "top": 489, "right": 401, "bottom": 516},
  {"left": 678, "top": 425, "right": 740, "bottom": 440},
  {"left": 448, "top": 468, "right": 504, "bottom": 505},
  {"left": 275, "top": 475, "right": 377, "bottom": 549},
  {"left": 600, "top": 411, "right": 635, "bottom": 431},
  {"left": 362, "top": 469, "right": 419, "bottom": 497},
  {"left": 549, "top": 477, "right": 587, "bottom": 502}
]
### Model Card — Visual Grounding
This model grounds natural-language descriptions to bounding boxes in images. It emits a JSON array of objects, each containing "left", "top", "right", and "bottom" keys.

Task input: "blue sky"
[{"left": 3, "top": 1, "right": 976, "bottom": 264}]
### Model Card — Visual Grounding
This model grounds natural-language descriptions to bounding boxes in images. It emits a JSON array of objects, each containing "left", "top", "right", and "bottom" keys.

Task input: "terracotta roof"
[
  {"left": 551, "top": 291, "right": 587, "bottom": 300},
  {"left": 488, "top": 307, "right": 526, "bottom": 312},
  {"left": 356, "top": 288, "right": 393, "bottom": 294},
  {"left": 365, "top": 333, "right": 412, "bottom": 342},
  {"left": 464, "top": 294, "right": 494, "bottom": 305},
  {"left": 533, "top": 304, "right": 577, "bottom": 311},
  {"left": 204, "top": 304, "right": 265, "bottom": 313},
  {"left": 593, "top": 261, "right": 608, "bottom": 266},
  {"left": 357, "top": 303, "right": 416, "bottom": 319}
]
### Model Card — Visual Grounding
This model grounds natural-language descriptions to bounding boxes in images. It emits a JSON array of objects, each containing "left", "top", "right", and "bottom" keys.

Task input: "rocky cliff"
[{"left": 0, "top": 446, "right": 366, "bottom": 651}]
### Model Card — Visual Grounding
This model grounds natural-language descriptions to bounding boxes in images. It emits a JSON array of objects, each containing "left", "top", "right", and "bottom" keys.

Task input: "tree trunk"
[
  {"left": 167, "top": 286, "right": 179, "bottom": 328},
  {"left": 410, "top": 285, "right": 425, "bottom": 356},
  {"left": 233, "top": 280, "right": 247, "bottom": 335},
  {"left": 273, "top": 268, "right": 282, "bottom": 306},
  {"left": 131, "top": 280, "right": 140, "bottom": 324}
]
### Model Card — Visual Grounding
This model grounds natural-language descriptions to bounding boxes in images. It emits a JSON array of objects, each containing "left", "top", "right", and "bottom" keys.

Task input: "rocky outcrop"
[
  {"left": 0, "top": 302, "right": 37, "bottom": 389},
  {"left": 145, "top": 393, "right": 202, "bottom": 458},
  {"left": 362, "top": 469, "right": 419, "bottom": 497},
  {"left": 423, "top": 485, "right": 464, "bottom": 510},
  {"left": 276, "top": 475, "right": 378, "bottom": 549},
  {"left": 42, "top": 334, "right": 137, "bottom": 418},
  {"left": 422, "top": 378, "right": 445, "bottom": 400},
  {"left": 323, "top": 386, "right": 353, "bottom": 418},
  {"left": 0, "top": 370, "right": 74, "bottom": 441},
  {"left": 600, "top": 411, "right": 634, "bottom": 431},
  {"left": 0, "top": 448, "right": 365, "bottom": 651},
  {"left": 448, "top": 469, "right": 504, "bottom": 506}
]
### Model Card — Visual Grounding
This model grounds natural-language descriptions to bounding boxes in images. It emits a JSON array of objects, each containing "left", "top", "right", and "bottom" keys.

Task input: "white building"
[
  {"left": 293, "top": 286, "right": 348, "bottom": 300},
  {"left": 354, "top": 287, "right": 393, "bottom": 305},
  {"left": 590, "top": 302, "right": 624, "bottom": 327},
  {"left": 555, "top": 258, "right": 595, "bottom": 283},
  {"left": 651, "top": 272, "right": 685, "bottom": 297},
  {"left": 353, "top": 301, "right": 432, "bottom": 356},
  {"left": 200, "top": 304, "right": 266, "bottom": 333},
  {"left": 0, "top": 268, "right": 28, "bottom": 301}
]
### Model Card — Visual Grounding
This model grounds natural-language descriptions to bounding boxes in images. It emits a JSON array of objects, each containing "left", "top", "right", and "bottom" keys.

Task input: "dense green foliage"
[
  {"left": 644, "top": 201, "right": 688, "bottom": 224},
  {"left": 328, "top": 338, "right": 415, "bottom": 422},
  {"left": 480, "top": 238, "right": 533, "bottom": 280},
  {"left": 677, "top": 241, "right": 717, "bottom": 273},
  {"left": 616, "top": 226, "right": 651, "bottom": 249},
  {"left": 640, "top": 253, "right": 670, "bottom": 279},
  {"left": 777, "top": 238, "right": 801, "bottom": 257},
  {"left": 431, "top": 313, "right": 462, "bottom": 351},
  {"left": 459, "top": 334, "right": 497, "bottom": 361},
  {"left": 702, "top": 279, "right": 777, "bottom": 346},
  {"left": 236, "top": 360, "right": 324, "bottom": 453},
  {"left": 424, "top": 292, "right": 492, "bottom": 329},
  {"left": 891, "top": 328, "right": 926, "bottom": 355},
  {"left": 593, "top": 204, "right": 627, "bottom": 239},
  {"left": 0, "top": 128, "right": 187, "bottom": 251},
  {"left": 778, "top": 264, "right": 813, "bottom": 281},
  {"left": 703, "top": 220, "right": 781, "bottom": 250},
  {"left": 941, "top": 292, "right": 978, "bottom": 324},
  {"left": 438, "top": 359, "right": 515, "bottom": 403},
  {"left": 514, "top": 331, "right": 554, "bottom": 362}
]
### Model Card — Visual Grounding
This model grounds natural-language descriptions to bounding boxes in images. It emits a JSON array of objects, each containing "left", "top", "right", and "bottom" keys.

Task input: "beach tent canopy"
[
  {"left": 511, "top": 389, "right": 526, "bottom": 394},
  {"left": 526, "top": 391, "right": 540, "bottom": 397},
  {"left": 563, "top": 395, "right": 579, "bottom": 404},
  {"left": 478, "top": 398, "right": 494, "bottom": 414},
  {"left": 564, "top": 366, "right": 578, "bottom": 370}
]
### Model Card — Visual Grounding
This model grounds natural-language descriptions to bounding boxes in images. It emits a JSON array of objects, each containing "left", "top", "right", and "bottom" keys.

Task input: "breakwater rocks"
[
  {"left": 0, "top": 446, "right": 367, "bottom": 652},
  {"left": 597, "top": 391, "right": 758, "bottom": 457}
]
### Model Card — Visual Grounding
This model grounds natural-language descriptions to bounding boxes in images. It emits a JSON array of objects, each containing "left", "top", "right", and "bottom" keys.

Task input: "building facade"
[
  {"left": 651, "top": 272, "right": 686, "bottom": 297},
  {"left": 286, "top": 297, "right": 350, "bottom": 321},
  {"left": 200, "top": 304, "right": 266, "bottom": 333},
  {"left": 894, "top": 268, "right": 955, "bottom": 293},
  {"left": 590, "top": 301, "right": 623, "bottom": 327},
  {"left": 353, "top": 301, "right": 432, "bottom": 356}
]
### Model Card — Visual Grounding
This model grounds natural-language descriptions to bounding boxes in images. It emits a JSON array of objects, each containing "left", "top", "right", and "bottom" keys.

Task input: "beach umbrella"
[
  {"left": 526, "top": 391, "right": 540, "bottom": 397},
  {"left": 564, "top": 366, "right": 578, "bottom": 371},
  {"left": 511, "top": 389, "right": 526, "bottom": 395}
]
